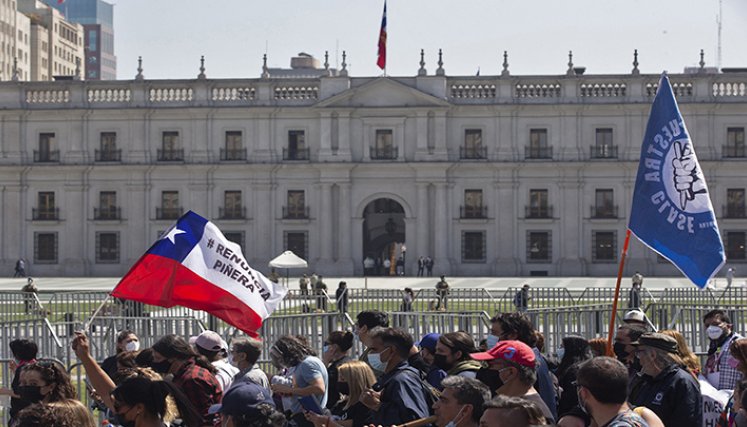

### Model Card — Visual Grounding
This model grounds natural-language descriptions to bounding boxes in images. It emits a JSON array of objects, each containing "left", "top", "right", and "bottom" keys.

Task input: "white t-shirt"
[{"left": 212, "top": 359, "right": 239, "bottom": 392}]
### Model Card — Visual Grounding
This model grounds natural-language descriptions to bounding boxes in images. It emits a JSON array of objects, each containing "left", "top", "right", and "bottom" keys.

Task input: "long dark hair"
[
  {"left": 21, "top": 361, "right": 76, "bottom": 402},
  {"left": 557, "top": 335, "right": 593, "bottom": 379},
  {"left": 112, "top": 376, "right": 202, "bottom": 427},
  {"left": 273, "top": 336, "right": 316, "bottom": 367},
  {"left": 151, "top": 335, "right": 215, "bottom": 373}
]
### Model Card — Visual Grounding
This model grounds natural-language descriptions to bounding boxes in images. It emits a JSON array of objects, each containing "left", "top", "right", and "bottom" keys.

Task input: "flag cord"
[{"left": 606, "top": 228, "right": 632, "bottom": 356}]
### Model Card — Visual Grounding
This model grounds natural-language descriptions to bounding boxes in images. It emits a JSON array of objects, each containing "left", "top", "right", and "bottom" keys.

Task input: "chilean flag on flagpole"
[
  {"left": 376, "top": 0, "right": 387, "bottom": 70},
  {"left": 112, "top": 211, "right": 288, "bottom": 337}
]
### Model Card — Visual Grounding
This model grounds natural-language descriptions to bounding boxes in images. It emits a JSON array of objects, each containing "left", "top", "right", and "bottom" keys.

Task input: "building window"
[
  {"left": 592, "top": 231, "right": 617, "bottom": 263},
  {"left": 461, "top": 190, "right": 486, "bottom": 218},
  {"left": 462, "top": 231, "right": 486, "bottom": 263},
  {"left": 158, "top": 131, "right": 183, "bottom": 161},
  {"left": 725, "top": 232, "right": 746, "bottom": 260},
  {"left": 95, "top": 191, "right": 119, "bottom": 220},
  {"left": 725, "top": 189, "right": 746, "bottom": 218},
  {"left": 221, "top": 191, "right": 245, "bottom": 219},
  {"left": 96, "top": 232, "right": 119, "bottom": 263},
  {"left": 527, "top": 231, "right": 551, "bottom": 262},
  {"left": 284, "top": 190, "right": 308, "bottom": 219},
  {"left": 725, "top": 128, "right": 745, "bottom": 158},
  {"left": 592, "top": 189, "right": 617, "bottom": 218},
  {"left": 158, "top": 191, "right": 181, "bottom": 219},
  {"left": 591, "top": 128, "right": 617, "bottom": 158},
  {"left": 526, "top": 129, "right": 551, "bottom": 159},
  {"left": 34, "top": 232, "right": 58, "bottom": 264},
  {"left": 371, "top": 129, "right": 397, "bottom": 160},
  {"left": 284, "top": 130, "right": 309, "bottom": 160},
  {"left": 35, "top": 133, "right": 59, "bottom": 162},
  {"left": 96, "top": 132, "right": 120, "bottom": 161},
  {"left": 284, "top": 231, "right": 308, "bottom": 260},
  {"left": 527, "top": 189, "right": 551, "bottom": 218},
  {"left": 223, "top": 231, "right": 246, "bottom": 255},
  {"left": 461, "top": 129, "right": 486, "bottom": 159},
  {"left": 221, "top": 131, "right": 246, "bottom": 160},
  {"left": 34, "top": 192, "right": 57, "bottom": 220}
]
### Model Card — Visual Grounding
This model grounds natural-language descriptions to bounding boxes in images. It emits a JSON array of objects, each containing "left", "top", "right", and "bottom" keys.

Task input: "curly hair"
[
  {"left": 15, "top": 400, "right": 95, "bottom": 427},
  {"left": 112, "top": 376, "right": 202, "bottom": 427},
  {"left": 231, "top": 403, "right": 288, "bottom": 427},
  {"left": 272, "top": 335, "right": 316, "bottom": 367},
  {"left": 20, "top": 361, "right": 76, "bottom": 402},
  {"left": 490, "top": 313, "right": 537, "bottom": 347},
  {"left": 111, "top": 367, "right": 178, "bottom": 423},
  {"left": 151, "top": 334, "right": 215, "bottom": 373}
]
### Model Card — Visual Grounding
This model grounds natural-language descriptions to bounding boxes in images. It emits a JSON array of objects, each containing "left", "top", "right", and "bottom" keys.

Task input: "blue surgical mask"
[
  {"left": 486, "top": 334, "right": 500, "bottom": 349},
  {"left": 445, "top": 406, "right": 466, "bottom": 427},
  {"left": 557, "top": 348, "right": 565, "bottom": 360},
  {"left": 323, "top": 345, "right": 330, "bottom": 354},
  {"left": 369, "top": 348, "right": 389, "bottom": 372}
]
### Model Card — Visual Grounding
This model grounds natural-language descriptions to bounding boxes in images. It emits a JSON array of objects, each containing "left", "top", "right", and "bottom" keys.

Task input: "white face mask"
[
  {"left": 445, "top": 405, "right": 466, "bottom": 427},
  {"left": 557, "top": 347, "right": 565, "bottom": 361},
  {"left": 486, "top": 334, "right": 500, "bottom": 349},
  {"left": 707, "top": 325, "right": 725, "bottom": 341},
  {"left": 124, "top": 340, "right": 140, "bottom": 352}
]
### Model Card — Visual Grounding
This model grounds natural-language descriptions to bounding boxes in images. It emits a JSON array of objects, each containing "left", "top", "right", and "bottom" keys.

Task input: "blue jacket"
[
  {"left": 371, "top": 362, "right": 431, "bottom": 426},
  {"left": 533, "top": 347, "right": 558, "bottom": 420}
]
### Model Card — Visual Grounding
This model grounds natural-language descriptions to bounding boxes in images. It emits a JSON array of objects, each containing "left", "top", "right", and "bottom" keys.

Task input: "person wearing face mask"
[
  {"left": 190, "top": 330, "right": 238, "bottom": 392},
  {"left": 17, "top": 361, "right": 76, "bottom": 409},
  {"left": 613, "top": 324, "right": 647, "bottom": 384},
  {"left": 101, "top": 330, "right": 140, "bottom": 379},
  {"left": 432, "top": 376, "right": 490, "bottom": 427},
  {"left": 479, "top": 395, "right": 549, "bottom": 427},
  {"left": 230, "top": 337, "right": 271, "bottom": 391},
  {"left": 359, "top": 327, "right": 431, "bottom": 426},
  {"left": 703, "top": 309, "right": 744, "bottom": 391},
  {"left": 555, "top": 336, "right": 593, "bottom": 417},
  {"left": 323, "top": 330, "right": 354, "bottom": 410},
  {"left": 434, "top": 332, "right": 481, "bottom": 379},
  {"left": 469, "top": 340, "right": 555, "bottom": 424},
  {"left": 268, "top": 335, "right": 328, "bottom": 427},
  {"left": 151, "top": 334, "right": 222, "bottom": 426},
  {"left": 111, "top": 376, "right": 203, "bottom": 427},
  {"left": 419, "top": 333, "right": 448, "bottom": 390},
  {"left": 574, "top": 357, "right": 649, "bottom": 427},
  {"left": 628, "top": 332, "right": 702, "bottom": 426},
  {"left": 0, "top": 338, "right": 38, "bottom": 425},
  {"left": 489, "top": 313, "right": 557, "bottom": 420},
  {"left": 354, "top": 310, "right": 390, "bottom": 377}
]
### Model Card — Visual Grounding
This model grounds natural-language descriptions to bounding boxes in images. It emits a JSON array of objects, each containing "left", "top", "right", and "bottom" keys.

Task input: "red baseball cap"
[{"left": 470, "top": 340, "right": 536, "bottom": 368}]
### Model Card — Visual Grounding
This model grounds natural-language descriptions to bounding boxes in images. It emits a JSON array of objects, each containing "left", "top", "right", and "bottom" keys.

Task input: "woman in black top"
[
  {"left": 0, "top": 339, "right": 38, "bottom": 425},
  {"left": 322, "top": 331, "right": 354, "bottom": 411},
  {"left": 555, "top": 335, "right": 593, "bottom": 417}
]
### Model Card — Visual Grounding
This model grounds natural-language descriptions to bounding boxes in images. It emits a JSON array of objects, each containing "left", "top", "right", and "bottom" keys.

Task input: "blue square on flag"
[{"left": 629, "top": 74, "right": 725, "bottom": 288}]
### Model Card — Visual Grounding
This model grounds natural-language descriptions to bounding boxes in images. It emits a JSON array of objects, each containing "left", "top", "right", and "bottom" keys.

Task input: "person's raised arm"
[{"left": 72, "top": 331, "right": 117, "bottom": 410}]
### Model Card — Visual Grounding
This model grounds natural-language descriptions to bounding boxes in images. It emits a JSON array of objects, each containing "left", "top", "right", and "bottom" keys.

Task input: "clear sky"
[{"left": 112, "top": 0, "right": 747, "bottom": 80}]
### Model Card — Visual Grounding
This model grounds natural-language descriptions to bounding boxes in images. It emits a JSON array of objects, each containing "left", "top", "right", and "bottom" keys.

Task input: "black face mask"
[
  {"left": 613, "top": 342, "right": 630, "bottom": 362},
  {"left": 17, "top": 385, "right": 44, "bottom": 403},
  {"left": 475, "top": 368, "right": 503, "bottom": 395},
  {"left": 150, "top": 359, "right": 172, "bottom": 374},
  {"left": 433, "top": 354, "right": 453, "bottom": 372},
  {"left": 630, "top": 357, "right": 642, "bottom": 373},
  {"left": 337, "top": 382, "right": 350, "bottom": 395}
]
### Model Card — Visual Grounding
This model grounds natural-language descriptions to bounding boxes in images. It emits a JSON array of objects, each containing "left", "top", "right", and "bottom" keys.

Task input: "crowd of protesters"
[{"left": 3, "top": 307, "right": 747, "bottom": 427}]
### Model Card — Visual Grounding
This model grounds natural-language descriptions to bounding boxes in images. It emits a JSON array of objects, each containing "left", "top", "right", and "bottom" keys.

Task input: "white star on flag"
[{"left": 163, "top": 227, "right": 186, "bottom": 244}]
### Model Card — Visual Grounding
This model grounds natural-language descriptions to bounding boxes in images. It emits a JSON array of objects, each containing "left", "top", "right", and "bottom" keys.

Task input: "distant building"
[
  {"left": 0, "top": 53, "right": 744, "bottom": 277},
  {"left": 0, "top": 1, "right": 31, "bottom": 81},
  {"left": 19, "top": 0, "right": 84, "bottom": 80},
  {"left": 42, "top": 0, "right": 115, "bottom": 80}
]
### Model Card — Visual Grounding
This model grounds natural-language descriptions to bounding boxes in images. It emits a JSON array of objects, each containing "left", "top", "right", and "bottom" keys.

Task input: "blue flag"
[{"left": 629, "top": 74, "right": 725, "bottom": 288}]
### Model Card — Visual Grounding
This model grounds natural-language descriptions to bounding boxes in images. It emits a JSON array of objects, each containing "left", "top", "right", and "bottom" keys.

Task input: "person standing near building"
[
  {"left": 316, "top": 276, "right": 328, "bottom": 311},
  {"left": 426, "top": 256, "right": 434, "bottom": 277},
  {"left": 436, "top": 275, "right": 450, "bottom": 310},
  {"left": 335, "top": 281, "right": 348, "bottom": 314},
  {"left": 14, "top": 259, "right": 26, "bottom": 278},
  {"left": 417, "top": 256, "right": 425, "bottom": 277},
  {"left": 21, "top": 277, "right": 38, "bottom": 314},
  {"left": 632, "top": 271, "right": 643, "bottom": 288},
  {"left": 401, "top": 288, "right": 414, "bottom": 312},
  {"left": 727, "top": 267, "right": 736, "bottom": 288},
  {"left": 383, "top": 257, "right": 392, "bottom": 275},
  {"left": 310, "top": 272, "right": 319, "bottom": 291},
  {"left": 299, "top": 274, "right": 309, "bottom": 296},
  {"left": 513, "top": 284, "right": 531, "bottom": 312},
  {"left": 363, "top": 256, "right": 375, "bottom": 276},
  {"left": 703, "top": 309, "right": 743, "bottom": 391}
]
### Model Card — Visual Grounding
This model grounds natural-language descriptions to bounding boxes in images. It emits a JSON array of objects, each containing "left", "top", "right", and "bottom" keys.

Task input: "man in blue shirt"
[{"left": 360, "top": 327, "right": 431, "bottom": 426}]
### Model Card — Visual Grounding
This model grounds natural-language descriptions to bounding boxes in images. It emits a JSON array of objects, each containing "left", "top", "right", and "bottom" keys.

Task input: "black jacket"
[{"left": 629, "top": 364, "right": 702, "bottom": 427}]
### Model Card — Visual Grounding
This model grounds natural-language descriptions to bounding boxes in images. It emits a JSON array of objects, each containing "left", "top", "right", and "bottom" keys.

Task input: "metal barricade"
[
  {"left": 389, "top": 311, "right": 492, "bottom": 344},
  {"left": 0, "top": 291, "right": 46, "bottom": 321},
  {"left": 501, "top": 287, "right": 575, "bottom": 312},
  {"left": 0, "top": 318, "right": 64, "bottom": 360},
  {"left": 526, "top": 304, "right": 617, "bottom": 354}
]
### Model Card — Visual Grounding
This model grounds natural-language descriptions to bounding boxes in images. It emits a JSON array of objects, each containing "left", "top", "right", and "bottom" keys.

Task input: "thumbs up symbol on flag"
[{"left": 672, "top": 140, "right": 706, "bottom": 211}]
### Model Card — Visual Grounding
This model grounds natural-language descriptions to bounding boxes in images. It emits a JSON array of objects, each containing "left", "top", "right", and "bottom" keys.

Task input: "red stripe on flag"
[
  {"left": 112, "top": 254, "right": 264, "bottom": 337},
  {"left": 376, "top": 1, "right": 387, "bottom": 70}
]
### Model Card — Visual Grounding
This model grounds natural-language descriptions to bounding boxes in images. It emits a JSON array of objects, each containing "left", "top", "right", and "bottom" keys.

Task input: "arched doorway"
[{"left": 362, "top": 198, "right": 405, "bottom": 276}]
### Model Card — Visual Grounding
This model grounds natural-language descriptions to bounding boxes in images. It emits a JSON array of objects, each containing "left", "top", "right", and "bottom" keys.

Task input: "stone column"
[
  {"left": 319, "top": 112, "right": 333, "bottom": 158},
  {"left": 416, "top": 183, "right": 430, "bottom": 262},
  {"left": 415, "top": 113, "right": 430, "bottom": 160},
  {"left": 493, "top": 178, "right": 520, "bottom": 275},
  {"left": 336, "top": 183, "right": 354, "bottom": 275},
  {"left": 63, "top": 181, "right": 87, "bottom": 275},
  {"left": 318, "top": 183, "right": 334, "bottom": 268},
  {"left": 433, "top": 182, "right": 450, "bottom": 273},
  {"left": 337, "top": 112, "right": 352, "bottom": 160},
  {"left": 557, "top": 180, "right": 585, "bottom": 275}
]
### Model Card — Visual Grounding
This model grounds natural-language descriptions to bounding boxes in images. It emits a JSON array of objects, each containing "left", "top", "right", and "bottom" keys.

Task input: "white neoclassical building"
[{"left": 0, "top": 53, "right": 745, "bottom": 278}]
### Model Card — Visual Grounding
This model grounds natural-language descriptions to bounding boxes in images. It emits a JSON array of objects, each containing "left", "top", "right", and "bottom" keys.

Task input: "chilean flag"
[
  {"left": 376, "top": 1, "right": 387, "bottom": 70},
  {"left": 112, "top": 211, "right": 287, "bottom": 337}
]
